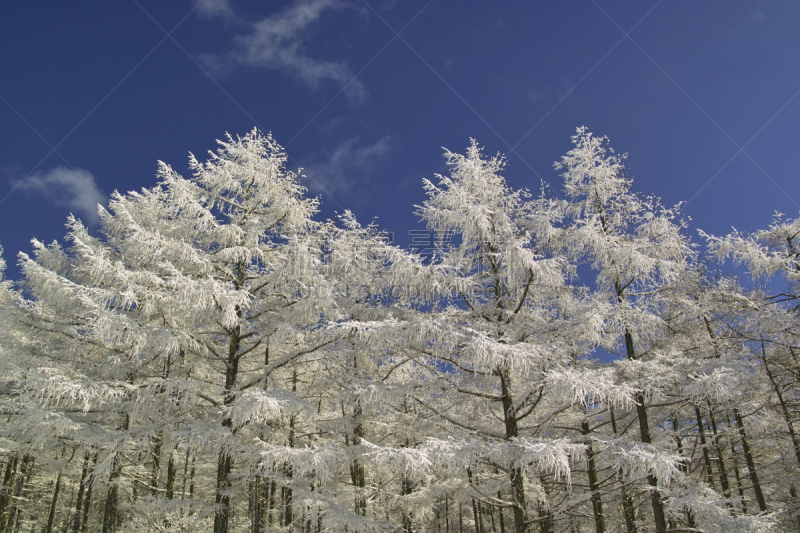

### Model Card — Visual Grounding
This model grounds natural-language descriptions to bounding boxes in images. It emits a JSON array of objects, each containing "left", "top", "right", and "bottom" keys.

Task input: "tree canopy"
[{"left": 0, "top": 127, "right": 795, "bottom": 533}]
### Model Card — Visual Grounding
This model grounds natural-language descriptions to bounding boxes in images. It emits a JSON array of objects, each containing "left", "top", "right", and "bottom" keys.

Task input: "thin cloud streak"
[{"left": 202, "top": 0, "right": 366, "bottom": 100}]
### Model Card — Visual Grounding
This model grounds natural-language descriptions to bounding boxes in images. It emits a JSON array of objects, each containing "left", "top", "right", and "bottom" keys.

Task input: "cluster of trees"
[{"left": 0, "top": 127, "right": 798, "bottom": 533}]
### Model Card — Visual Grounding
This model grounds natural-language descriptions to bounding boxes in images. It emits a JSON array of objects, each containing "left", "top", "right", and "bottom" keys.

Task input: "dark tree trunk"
[
  {"left": 497, "top": 492, "right": 505, "bottom": 533},
  {"left": 707, "top": 408, "right": 733, "bottom": 510},
  {"left": 45, "top": 457, "right": 66, "bottom": 533},
  {"left": 214, "top": 262, "right": 244, "bottom": 533},
  {"left": 468, "top": 468, "right": 480, "bottom": 533},
  {"left": 350, "top": 406, "right": 366, "bottom": 517},
  {"left": 734, "top": 409, "right": 767, "bottom": 512},
  {"left": 150, "top": 432, "right": 162, "bottom": 497},
  {"left": 694, "top": 406, "right": 717, "bottom": 490},
  {"left": 671, "top": 418, "right": 696, "bottom": 529},
  {"left": 582, "top": 421, "right": 605, "bottom": 533},
  {"left": 611, "top": 409, "right": 637, "bottom": 533},
  {"left": 71, "top": 453, "right": 89, "bottom": 533},
  {"left": 268, "top": 479, "right": 277, "bottom": 527},
  {"left": 101, "top": 453, "right": 121, "bottom": 533},
  {"left": 79, "top": 455, "right": 96, "bottom": 533},
  {"left": 536, "top": 500, "right": 552, "bottom": 533},
  {"left": 6, "top": 455, "right": 32, "bottom": 533},
  {"left": 498, "top": 367, "right": 527, "bottom": 533},
  {"left": 350, "top": 352, "right": 367, "bottom": 518},
  {"left": 445, "top": 494, "right": 450, "bottom": 533},
  {"left": 188, "top": 455, "right": 196, "bottom": 500},
  {"left": 725, "top": 412, "right": 748, "bottom": 515},
  {"left": 760, "top": 339, "right": 800, "bottom": 467},
  {"left": 0, "top": 456, "right": 18, "bottom": 532},
  {"left": 402, "top": 466, "right": 415, "bottom": 533},
  {"left": 283, "top": 370, "right": 298, "bottom": 531},
  {"left": 623, "top": 325, "right": 666, "bottom": 533},
  {"left": 165, "top": 445, "right": 176, "bottom": 500}
]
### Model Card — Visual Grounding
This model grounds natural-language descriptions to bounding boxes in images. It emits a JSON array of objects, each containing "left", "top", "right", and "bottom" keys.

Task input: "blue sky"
[{"left": 1, "top": 1, "right": 799, "bottom": 280}]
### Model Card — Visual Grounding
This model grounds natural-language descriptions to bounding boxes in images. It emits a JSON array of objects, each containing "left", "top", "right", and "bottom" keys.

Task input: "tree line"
[{"left": 0, "top": 127, "right": 797, "bottom": 532}]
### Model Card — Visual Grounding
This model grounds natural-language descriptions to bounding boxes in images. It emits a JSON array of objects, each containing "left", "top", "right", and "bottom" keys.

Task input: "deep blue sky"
[{"left": 2, "top": 1, "right": 799, "bottom": 280}]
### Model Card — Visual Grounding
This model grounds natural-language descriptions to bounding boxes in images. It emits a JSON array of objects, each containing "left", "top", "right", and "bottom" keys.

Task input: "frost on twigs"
[
  {"left": 222, "top": 389, "right": 314, "bottom": 430},
  {"left": 591, "top": 436, "right": 682, "bottom": 487},
  {"left": 667, "top": 484, "right": 777, "bottom": 533}
]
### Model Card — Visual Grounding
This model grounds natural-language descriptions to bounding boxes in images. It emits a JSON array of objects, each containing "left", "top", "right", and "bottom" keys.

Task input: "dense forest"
[{"left": 0, "top": 127, "right": 798, "bottom": 533}]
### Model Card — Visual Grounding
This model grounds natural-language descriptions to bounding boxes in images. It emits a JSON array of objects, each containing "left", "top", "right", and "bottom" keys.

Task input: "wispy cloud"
[
  {"left": 9, "top": 167, "right": 106, "bottom": 225},
  {"left": 201, "top": 0, "right": 366, "bottom": 100},
  {"left": 303, "top": 136, "right": 391, "bottom": 198},
  {"left": 193, "top": 0, "right": 237, "bottom": 20}
]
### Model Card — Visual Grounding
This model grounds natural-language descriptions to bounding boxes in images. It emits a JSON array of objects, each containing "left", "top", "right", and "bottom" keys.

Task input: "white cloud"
[
  {"left": 193, "top": 0, "right": 236, "bottom": 20},
  {"left": 202, "top": 0, "right": 365, "bottom": 100},
  {"left": 11, "top": 167, "right": 106, "bottom": 225},
  {"left": 303, "top": 136, "right": 391, "bottom": 198}
]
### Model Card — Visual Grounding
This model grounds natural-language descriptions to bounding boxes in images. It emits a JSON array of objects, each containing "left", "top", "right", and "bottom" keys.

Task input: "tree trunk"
[
  {"left": 214, "top": 451, "right": 234, "bottom": 533},
  {"left": 496, "top": 492, "right": 506, "bottom": 533},
  {"left": 693, "top": 406, "right": 716, "bottom": 490},
  {"left": 610, "top": 409, "right": 637, "bottom": 533},
  {"left": 79, "top": 455, "right": 96, "bottom": 533},
  {"left": 624, "top": 326, "right": 667, "bottom": 533},
  {"left": 45, "top": 450, "right": 67, "bottom": 533},
  {"left": 498, "top": 367, "right": 527, "bottom": 533},
  {"left": 249, "top": 477, "right": 261, "bottom": 533},
  {"left": 581, "top": 421, "right": 605, "bottom": 533},
  {"left": 214, "top": 261, "right": 244, "bottom": 533},
  {"left": 188, "top": 455, "right": 196, "bottom": 501},
  {"left": 445, "top": 494, "right": 450, "bottom": 533},
  {"left": 165, "top": 445, "right": 176, "bottom": 500},
  {"left": 535, "top": 496, "right": 552, "bottom": 533},
  {"left": 350, "top": 351, "right": 367, "bottom": 518},
  {"left": 150, "top": 432, "right": 163, "bottom": 497},
  {"left": 402, "top": 466, "right": 415, "bottom": 533},
  {"left": 734, "top": 409, "right": 767, "bottom": 512},
  {"left": 71, "top": 453, "right": 89, "bottom": 533},
  {"left": 670, "top": 418, "right": 696, "bottom": 529},
  {"left": 6, "top": 455, "right": 32, "bottom": 533},
  {"left": 725, "top": 412, "right": 748, "bottom": 515},
  {"left": 101, "top": 453, "right": 121, "bottom": 533},
  {"left": 0, "top": 456, "right": 19, "bottom": 532},
  {"left": 350, "top": 405, "right": 366, "bottom": 517},
  {"left": 707, "top": 408, "right": 733, "bottom": 510},
  {"left": 760, "top": 339, "right": 800, "bottom": 467},
  {"left": 284, "top": 369, "right": 298, "bottom": 531},
  {"left": 268, "top": 479, "right": 276, "bottom": 527},
  {"left": 468, "top": 468, "right": 480, "bottom": 533}
]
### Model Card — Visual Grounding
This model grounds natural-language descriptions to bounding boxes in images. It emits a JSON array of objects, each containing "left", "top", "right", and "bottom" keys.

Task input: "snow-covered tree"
[
  {"left": 555, "top": 127, "right": 695, "bottom": 533},
  {"left": 703, "top": 212, "right": 800, "bottom": 527},
  {"left": 11, "top": 130, "right": 345, "bottom": 533},
  {"left": 378, "top": 140, "right": 645, "bottom": 533},
  {"left": 3, "top": 126, "right": 796, "bottom": 533}
]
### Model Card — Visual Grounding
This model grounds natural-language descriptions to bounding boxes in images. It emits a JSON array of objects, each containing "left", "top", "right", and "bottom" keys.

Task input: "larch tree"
[
  {"left": 13, "top": 130, "right": 341, "bottom": 533},
  {"left": 703, "top": 212, "right": 800, "bottom": 526},
  {"left": 2, "top": 126, "right": 795, "bottom": 533},
  {"left": 397, "top": 141, "right": 639, "bottom": 533},
  {"left": 555, "top": 127, "right": 694, "bottom": 533}
]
